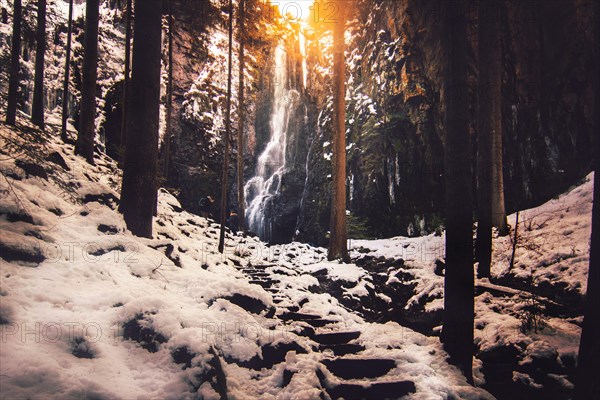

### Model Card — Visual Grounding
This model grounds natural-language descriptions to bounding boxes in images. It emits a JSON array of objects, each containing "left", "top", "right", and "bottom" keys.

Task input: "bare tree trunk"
[
  {"left": 441, "top": 0, "right": 474, "bottom": 383},
  {"left": 75, "top": 0, "right": 100, "bottom": 164},
  {"left": 475, "top": 0, "right": 499, "bottom": 278},
  {"left": 31, "top": 0, "right": 46, "bottom": 129},
  {"left": 327, "top": 0, "right": 349, "bottom": 262},
  {"left": 119, "top": 0, "right": 162, "bottom": 238},
  {"left": 574, "top": 1, "right": 600, "bottom": 398},
  {"left": 162, "top": 0, "right": 173, "bottom": 178},
  {"left": 60, "top": 0, "right": 74, "bottom": 142},
  {"left": 237, "top": 0, "right": 246, "bottom": 233},
  {"left": 120, "top": 0, "right": 132, "bottom": 158},
  {"left": 6, "top": 0, "right": 22, "bottom": 126},
  {"left": 489, "top": 2, "right": 507, "bottom": 235},
  {"left": 218, "top": 0, "right": 234, "bottom": 253}
]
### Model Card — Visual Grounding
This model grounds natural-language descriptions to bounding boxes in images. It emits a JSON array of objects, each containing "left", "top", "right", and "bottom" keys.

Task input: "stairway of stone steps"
[{"left": 237, "top": 263, "right": 417, "bottom": 400}]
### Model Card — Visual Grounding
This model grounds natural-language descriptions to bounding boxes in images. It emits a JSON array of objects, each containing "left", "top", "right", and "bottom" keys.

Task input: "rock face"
[
  {"left": 73, "top": 0, "right": 595, "bottom": 244},
  {"left": 295, "top": 0, "right": 596, "bottom": 244}
]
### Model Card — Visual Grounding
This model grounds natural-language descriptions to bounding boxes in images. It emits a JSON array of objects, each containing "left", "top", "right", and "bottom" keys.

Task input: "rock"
[
  {"left": 97, "top": 224, "right": 119, "bottom": 234},
  {"left": 171, "top": 346, "right": 195, "bottom": 369},
  {"left": 46, "top": 152, "right": 70, "bottom": 170},
  {"left": 122, "top": 313, "right": 168, "bottom": 353},
  {"left": 83, "top": 192, "right": 119, "bottom": 209},
  {"left": 15, "top": 160, "right": 48, "bottom": 180},
  {"left": 223, "top": 293, "right": 271, "bottom": 315}
]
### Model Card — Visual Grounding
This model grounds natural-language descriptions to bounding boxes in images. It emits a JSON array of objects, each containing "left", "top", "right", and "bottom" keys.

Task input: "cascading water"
[{"left": 245, "top": 43, "right": 300, "bottom": 241}]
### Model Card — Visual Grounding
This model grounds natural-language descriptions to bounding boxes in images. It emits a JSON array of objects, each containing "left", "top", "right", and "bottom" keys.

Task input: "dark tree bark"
[
  {"left": 489, "top": 1, "right": 507, "bottom": 234},
  {"left": 120, "top": 0, "right": 132, "bottom": 156},
  {"left": 441, "top": 0, "right": 474, "bottom": 383},
  {"left": 60, "top": 0, "right": 74, "bottom": 142},
  {"left": 162, "top": 0, "right": 173, "bottom": 177},
  {"left": 218, "top": 0, "right": 234, "bottom": 253},
  {"left": 75, "top": 0, "right": 100, "bottom": 164},
  {"left": 237, "top": 0, "right": 246, "bottom": 233},
  {"left": 119, "top": 0, "right": 162, "bottom": 238},
  {"left": 5, "top": 0, "right": 22, "bottom": 126},
  {"left": 475, "top": 0, "right": 500, "bottom": 278},
  {"left": 327, "top": 0, "right": 349, "bottom": 262},
  {"left": 574, "top": 1, "right": 600, "bottom": 398},
  {"left": 31, "top": 0, "right": 46, "bottom": 129}
]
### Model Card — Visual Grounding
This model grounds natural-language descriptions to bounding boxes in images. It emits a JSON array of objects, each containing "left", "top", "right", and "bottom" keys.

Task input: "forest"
[{"left": 0, "top": 0, "right": 598, "bottom": 399}]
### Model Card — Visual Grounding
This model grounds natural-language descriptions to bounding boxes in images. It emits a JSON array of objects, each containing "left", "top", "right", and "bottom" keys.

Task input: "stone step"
[
  {"left": 249, "top": 279, "right": 279, "bottom": 289},
  {"left": 304, "top": 319, "right": 338, "bottom": 328},
  {"left": 319, "top": 343, "right": 366, "bottom": 356},
  {"left": 328, "top": 380, "right": 416, "bottom": 400},
  {"left": 248, "top": 272, "right": 270, "bottom": 279},
  {"left": 243, "top": 269, "right": 270, "bottom": 276},
  {"left": 313, "top": 331, "right": 361, "bottom": 345},
  {"left": 279, "top": 312, "right": 323, "bottom": 321},
  {"left": 322, "top": 358, "right": 396, "bottom": 380}
]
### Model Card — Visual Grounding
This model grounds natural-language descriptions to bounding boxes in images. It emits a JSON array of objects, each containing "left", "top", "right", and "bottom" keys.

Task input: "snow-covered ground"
[
  {"left": 0, "top": 121, "right": 495, "bottom": 399},
  {"left": 347, "top": 176, "right": 593, "bottom": 398}
]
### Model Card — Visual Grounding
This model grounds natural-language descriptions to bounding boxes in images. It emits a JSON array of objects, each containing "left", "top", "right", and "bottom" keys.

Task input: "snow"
[{"left": 0, "top": 120, "right": 494, "bottom": 399}]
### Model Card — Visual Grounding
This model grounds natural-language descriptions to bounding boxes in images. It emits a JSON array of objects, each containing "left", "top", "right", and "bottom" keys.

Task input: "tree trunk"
[
  {"left": 162, "top": 0, "right": 173, "bottom": 178},
  {"left": 441, "top": 0, "right": 474, "bottom": 383},
  {"left": 218, "top": 0, "right": 234, "bottom": 253},
  {"left": 237, "top": 0, "right": 246, "bottom": 233},
  {"left": 31, "top": 0, "right": 46, "bottom": 129},
  {"left": 119, "top": 0, "right": 162, "bottom": 238},
  {"left": 5, "top": 0, "right": 22, "bottom": 126},
  {"left": 489, "top": 1, "right": 507, "bottom": 234},
  {"left": 327, "top": 0, "right": 349, "bottom": 262},
  {"left": 60, "top": 0, "right": 74, "bottom": 142},
  {"left": 574, "top": 1, "right": 600, "bottom": 398},
  {"left": 475, "top": 0, "right": 499, "bottom": 278},
  {"left": 75, "top": 0, "right": 100, "bottom": 164},
  {"left": 120, "top": 0, "right": 132, "bottom": 158}
]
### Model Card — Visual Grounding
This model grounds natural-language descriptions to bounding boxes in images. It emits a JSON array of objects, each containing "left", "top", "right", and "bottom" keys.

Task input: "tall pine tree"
[
  {"left": 328, "top": 0, "right": 349, "bottom": 262},
  {"left": 6, "top": 0, "right": 22, "bottom": 126},
  {"left": 120, "top": 0, "right": 132, "bottom": 155},
  {"left": 162, "top": 0, "right": 174, "bottom": 177},
  {"left": 75, "top": 0, "right": 100, "bottom": 164},
  {"left": 119, "top": 0, "right": 162, "bottom": 238},
  {"left": 476, "top": 0, "right": 501, "bottom": 278},
  {"left": 31, "top": 0, "right": 46, "bottom": 129},
  {"left": 489, "top": 1, "right": 507, "bottom": 235},
  {"left": 574, "top": 1, "right": 599, "bottom": 398},
  {"left": 60, "top": 0, "right": 74, "bottom": 142},
  {"left": 237, "top": 0, "right": 246, "bottom": 232},
  {"left": 441, "top": 0, "right": 474, "bottom": 382},
  {"left": 218, "top": 0, "right": 234, "bottom": 253}
]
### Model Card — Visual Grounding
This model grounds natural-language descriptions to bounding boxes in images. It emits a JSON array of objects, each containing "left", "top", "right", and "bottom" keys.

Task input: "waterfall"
[{"left": 245, "top": 43, "right": 300, "bottom": 240}]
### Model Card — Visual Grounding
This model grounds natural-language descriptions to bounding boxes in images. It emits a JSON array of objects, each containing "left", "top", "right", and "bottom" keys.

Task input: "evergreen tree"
[
  {"left": 75, "top": 0, "right": 100, "bottom": 164},
  {"left": 219, "top": 0, "right": 234, "bottom": 253},
  {"left": 120, "top": 0, "right": 132, "bottom": 155},
  {"left": 237, "top": 0, "right": 246, "bottom": 232},
  {"left": 441, "top": 0, "right": 474, "bottom": 382},
  {"left": 162, "top": 0, "right": 173, "bottom": 177},
  {"left": 5, "top": 0, "right": 22, "bottom": 126},
  {"left": 574, "top": 1, "right": 599, "bottom": 398},
  {"left": 328, "top": 0, "right": 349, "bottom": 262},
  {"left": 475, "top": 0, "right": 500, "bottom": 278},
  {"left": 119, "top": 0, "right": 162, "bottom": 238},
  {"left": 31, "top": 0, "right": 46, "bottom": 129},
  {"left": 60, "top": 0, "right": 74, "bottom": 142},
  {"left": 489, "top": 1, "right": 507, "bottom": 234}
]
